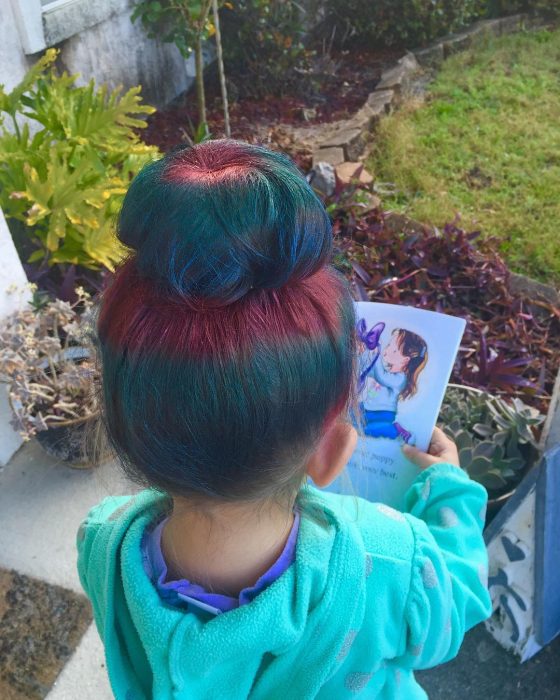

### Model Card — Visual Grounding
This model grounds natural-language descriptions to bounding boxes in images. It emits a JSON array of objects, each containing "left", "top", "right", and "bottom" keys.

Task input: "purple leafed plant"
[{"left": 331, "top": 203, "right": 559, "bottom": 414}]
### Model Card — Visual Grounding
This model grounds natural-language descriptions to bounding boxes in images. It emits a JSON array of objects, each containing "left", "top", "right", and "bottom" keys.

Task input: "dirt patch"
[
  {"left": 141, "top": 48, "right": 401, "bottom": 158},
  {"left": 0, "top": 569, "right": 92, "bottom": 699},
  {"left": 464, "top": 166, "right": 493, "bottom": 189}
]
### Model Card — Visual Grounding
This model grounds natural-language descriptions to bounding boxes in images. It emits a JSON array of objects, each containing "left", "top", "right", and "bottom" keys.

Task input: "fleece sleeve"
[{"left": 396, "top": 463, "right": 492, "bottom": 670}]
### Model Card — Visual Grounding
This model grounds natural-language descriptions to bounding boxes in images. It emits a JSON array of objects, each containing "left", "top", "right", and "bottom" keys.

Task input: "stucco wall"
[
  {"left": 0, "top": 2, "right": 35, "bottom": 92},
  {"left": 2, "top": 0, "right": 190, "bottom": 108},
  {"left": 0, "top": 208, "right": 31, "bottom": 465}
]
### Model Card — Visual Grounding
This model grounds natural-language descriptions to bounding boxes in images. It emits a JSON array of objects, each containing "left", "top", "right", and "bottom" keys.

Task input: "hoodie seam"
[
  {"left": 397, "top": 515, "right": 418, "bottom": 657},
  {"left": 291, "top": 501, "right": 364, "bottom": 697}
]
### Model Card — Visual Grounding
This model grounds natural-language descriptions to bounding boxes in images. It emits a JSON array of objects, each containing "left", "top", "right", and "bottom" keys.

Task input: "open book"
[{"left": 322, "top": 302, "right": 466, "bottom": 510}]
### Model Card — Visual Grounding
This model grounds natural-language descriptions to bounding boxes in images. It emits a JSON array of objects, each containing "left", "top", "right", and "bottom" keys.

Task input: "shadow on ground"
[{"left": 418, "top": 623, "right": 560, "bottom": 699}]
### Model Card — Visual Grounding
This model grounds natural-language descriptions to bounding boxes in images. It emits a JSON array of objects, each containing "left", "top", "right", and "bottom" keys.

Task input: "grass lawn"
[{"left": 369, "top": 28, "right": 560, "bottom": 285}]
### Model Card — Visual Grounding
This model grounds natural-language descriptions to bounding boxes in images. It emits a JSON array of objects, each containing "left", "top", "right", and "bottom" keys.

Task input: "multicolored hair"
[
  {"left": 96, "top": 140, "right": 356, "bottom": 504},
  {"left": 391, "top": 328, "right": 428, "bottom": 400}
]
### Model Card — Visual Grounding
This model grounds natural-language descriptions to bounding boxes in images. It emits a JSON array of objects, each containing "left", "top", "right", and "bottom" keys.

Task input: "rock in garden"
[
  {"left": 376, "top": 53, "right": 420, "bottom": 93},
  {"left": 312, "top": 146, "right": 345, "bottom": 167},
  {"left": 321, "top": 126, "right": 362, "bottom": 149},
  {"left": 442, "top": 32, "right": 473, "bottom": 58},
  {"left": 309, "top": 162, "right": 336, "bottom": 197},
  {"left": 365, "top": 89, "right": 394, "bottom": 117},
  {"left": 321, "top": 126, "right": 367, "bottom": 162},
  {"left": 348, "top": 106, "right": 375, "bottom": 132},
  {"left": 471, "top": 18, "right": 503, "bottom": 38},
  {"left": 335, "top": 162, "right": 374, "bottom": 187},
  {"left": 413, "top": 43, "right": 445, "bottom": 69},
  {"left": 499, "top": 14, "right": 526, "bottom": 35},
  {"left": 349, "top": 90, "right": 394, "bottom": 132}
]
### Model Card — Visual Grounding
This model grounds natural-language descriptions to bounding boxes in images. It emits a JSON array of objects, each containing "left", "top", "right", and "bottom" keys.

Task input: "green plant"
[
  {"left": 0, "top": 49, "right": 158, "bottom": 271},
  {"left": 220, "top": 0, "right": 314, "bottom": 99},
  {"left": 439, "top": 386, "right": 545, "bottom": 492},
  {"left": 325, "top": 0, "right": 485, "bottom": 48},
  {"left": 131, "top": 0, "right": 230, "bottom": 135},
  {"left": 486, "top": 1, "right": 560, "bottom": 20}
]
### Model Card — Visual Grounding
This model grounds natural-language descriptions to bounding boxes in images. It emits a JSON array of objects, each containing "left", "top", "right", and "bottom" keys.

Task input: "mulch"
[
  {"left": 141, "top": 48, "right": 401, "bottom": 156},
  {"left": 0, "top": 569, "right": 92, "bottom": 699}
]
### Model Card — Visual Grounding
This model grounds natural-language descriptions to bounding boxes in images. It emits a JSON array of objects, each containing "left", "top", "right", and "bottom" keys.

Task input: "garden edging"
[
  {"left": 311, "top": 13, "right": 536, "bottom": 173},
  {"left": 307, "top": 11, "right": 560, "bottom": 303}
]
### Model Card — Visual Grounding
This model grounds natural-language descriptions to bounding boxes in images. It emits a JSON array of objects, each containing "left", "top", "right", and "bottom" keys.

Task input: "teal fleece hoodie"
[{"left": 77, "top": 463, "right": 492, "bottom": 699}]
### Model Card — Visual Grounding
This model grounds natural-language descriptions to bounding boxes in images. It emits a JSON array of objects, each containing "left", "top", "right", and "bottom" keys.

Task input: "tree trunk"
[
  {"left": 194, "top": 33, "right": 207, "bottom": 137},
  {"left": 211, "top": 0, "right": 230, "bottom": 137}
]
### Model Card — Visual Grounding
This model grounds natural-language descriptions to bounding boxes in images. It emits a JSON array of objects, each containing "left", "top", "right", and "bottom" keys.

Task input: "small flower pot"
[
  {"left": 486, "top": 486, "right": 517, "bottom": 524},
  {"left": 6, "top": 346, "right": 105, "bottom": 469},
  {"left": 34, "top": 414, "right": 99, "bottom": 469},
  {"left": 10, "top": 394, "right": 105, "bottom": 469}
]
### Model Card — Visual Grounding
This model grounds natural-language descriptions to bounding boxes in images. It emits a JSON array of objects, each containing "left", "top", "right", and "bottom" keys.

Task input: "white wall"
[
  {"left": 0, "top": 1, "right": 35, "bottom": 92},
  {"left": 0, "top": 208, "right": 31, "bottom": 466},
  {"left": 2, "top": 0, "right": 190, "bottom": 108}
]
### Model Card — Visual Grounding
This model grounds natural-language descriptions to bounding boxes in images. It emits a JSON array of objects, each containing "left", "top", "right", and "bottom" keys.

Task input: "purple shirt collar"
[{"left": 142, "top": 509, "right": 300, "bottom": 616}]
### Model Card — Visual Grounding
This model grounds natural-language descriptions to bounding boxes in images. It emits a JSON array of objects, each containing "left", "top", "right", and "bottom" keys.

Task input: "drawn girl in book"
[{"left": 357, "top": 320, "right": 428, "bottom": 444}]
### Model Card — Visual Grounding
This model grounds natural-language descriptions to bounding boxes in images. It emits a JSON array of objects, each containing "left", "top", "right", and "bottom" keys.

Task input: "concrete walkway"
[
  {"left": 0, "top": 439, "right": 131, "bottom": 699},
  {"left": 1, "top": 440, "right": 558, "bottom": 699}
]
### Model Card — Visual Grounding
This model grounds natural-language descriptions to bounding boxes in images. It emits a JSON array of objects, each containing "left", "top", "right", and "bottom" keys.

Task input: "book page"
[{"left": 322, "top": 302, "right": 466, "bottom": 510}]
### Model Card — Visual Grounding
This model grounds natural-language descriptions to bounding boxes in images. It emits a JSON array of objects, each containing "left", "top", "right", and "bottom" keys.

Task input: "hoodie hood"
[{"left": 77, "top": 487, "right": 368, "bottom": 700}]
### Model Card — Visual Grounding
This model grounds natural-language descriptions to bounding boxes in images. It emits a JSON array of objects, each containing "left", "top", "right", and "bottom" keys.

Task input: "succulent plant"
[{"left": 439, "top": 385, "right": 545, "bottom": 493}]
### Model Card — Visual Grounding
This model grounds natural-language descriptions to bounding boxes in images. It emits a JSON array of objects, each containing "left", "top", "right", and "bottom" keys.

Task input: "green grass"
[{"left": 369, "top": 28, "right": 560, "bottom": 285}]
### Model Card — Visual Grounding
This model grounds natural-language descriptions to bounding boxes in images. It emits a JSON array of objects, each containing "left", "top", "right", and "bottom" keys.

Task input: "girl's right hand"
[{"left": 402, "top": 427, "right": 460, "bottom": 470}]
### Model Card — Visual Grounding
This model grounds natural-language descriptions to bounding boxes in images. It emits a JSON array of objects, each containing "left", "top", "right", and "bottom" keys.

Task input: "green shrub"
[
  {"left": 486, "top": 1, "right": 560, "bottom": 20},
  {"left": 220, "top": 0, "right": 314, "bottom": 98},
  {"left": 0, "top": 49, "right": 159, "bottom": 271},
  {"left": 325, "top": 0, "right": 485, "bottom": 48},
  {"left": 131, "top": 0, "right": 216, "bottom": 134}
]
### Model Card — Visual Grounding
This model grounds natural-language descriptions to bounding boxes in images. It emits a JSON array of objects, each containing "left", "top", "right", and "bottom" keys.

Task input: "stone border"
[
  {"left": 308, "top": 12, "right": 559, "bottom": 301},
  {"left": 311, "top": 13, "right": 532, "bottom": 169},
  {"left": 509, "top": 273, "right": 560, "bottom": 308}
]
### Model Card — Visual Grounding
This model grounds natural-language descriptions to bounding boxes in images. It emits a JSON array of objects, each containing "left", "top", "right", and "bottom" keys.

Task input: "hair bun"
[{"left": 117, "top": 140, "right": 332, "bottom": 305}]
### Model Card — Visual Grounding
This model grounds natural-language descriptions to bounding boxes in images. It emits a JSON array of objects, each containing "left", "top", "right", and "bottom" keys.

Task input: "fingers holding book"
[{"left": 401, "top": 427, "right": 460, "bottom": 471}]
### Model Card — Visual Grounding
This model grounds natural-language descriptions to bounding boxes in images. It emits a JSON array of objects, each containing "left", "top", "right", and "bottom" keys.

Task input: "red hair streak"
[{"left": 99, "top": 260, "right": 344, "bottom": 361}]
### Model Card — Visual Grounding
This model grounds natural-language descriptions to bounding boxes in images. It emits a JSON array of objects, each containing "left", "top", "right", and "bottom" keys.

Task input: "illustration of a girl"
[{"left": 359, "top": 325, "right": 428, "bottom": 443}]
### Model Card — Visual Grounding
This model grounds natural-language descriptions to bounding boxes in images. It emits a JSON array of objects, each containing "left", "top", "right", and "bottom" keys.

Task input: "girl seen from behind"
[{"left": 77, "top": 139, "right": 491, "bottom": 699}]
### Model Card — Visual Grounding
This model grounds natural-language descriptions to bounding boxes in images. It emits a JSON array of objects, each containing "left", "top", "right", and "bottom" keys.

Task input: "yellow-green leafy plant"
[{"left": 0, "top": 49, "right": 159, "bottom": 271}]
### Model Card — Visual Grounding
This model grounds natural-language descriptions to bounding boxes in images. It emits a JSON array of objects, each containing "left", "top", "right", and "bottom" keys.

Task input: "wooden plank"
[
  {"left": 534, "top": 445, "right": 560, "bottom": 646},
  {"left": 484, "top": 460, "right": 540, "bottom": 546}
]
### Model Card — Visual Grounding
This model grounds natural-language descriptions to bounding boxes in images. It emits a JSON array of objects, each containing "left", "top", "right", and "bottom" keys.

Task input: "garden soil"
[{"left": 0, "top": 569, "right": 91, "bottom": 699}]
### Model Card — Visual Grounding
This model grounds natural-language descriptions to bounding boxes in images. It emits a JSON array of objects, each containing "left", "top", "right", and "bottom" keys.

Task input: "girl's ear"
[{"left": 305, "top": 421, "right": 358, "bottom": 488}]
